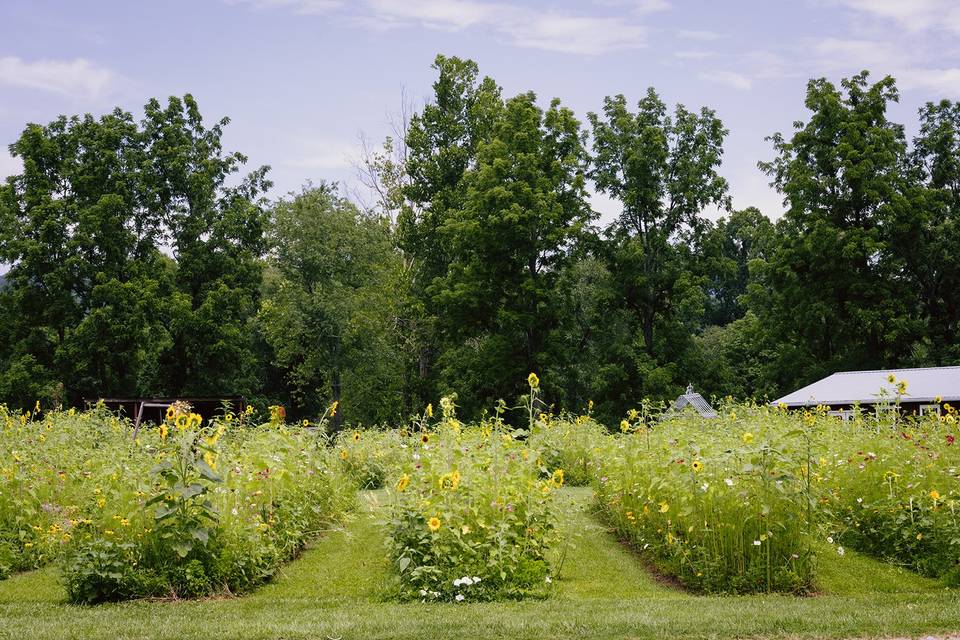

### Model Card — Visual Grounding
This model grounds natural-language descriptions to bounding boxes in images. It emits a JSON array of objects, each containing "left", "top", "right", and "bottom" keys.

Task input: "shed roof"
[
  {"left": 771, "top": 366, "right": 960, "bottom": 408},
  {"left": 673, "top": 385, "right": 718, "bottom": 418}
]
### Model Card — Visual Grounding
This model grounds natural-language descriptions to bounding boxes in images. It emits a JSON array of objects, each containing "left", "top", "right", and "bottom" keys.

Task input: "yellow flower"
[
  {"left": 528, "top": 372, "right": 540, "bottom": 389},
  {"left": 420, "top": 433, "right": 430, "bottom": 444},
  {"left": 340, "top": 449, "right": 349, "bottom": 460},
  {"left": 887, "top": 374, "right": 896, "bottom": 384},
  {"left": 588, "top": 399, "right": 594, "bottom": 411},
  {"left": 917, "top": 533, "right": 923, "bottom": 541},
  {"left": 165, "top": 406, "right": 175, "bottom": 421},
  {"left": 352, "top": 431, "right": 361, "bottom": 443},
  {"left": 425, "top": 403, "right": 433, "bottom": 418},
  {"left": 620, "top": 419, "right": 630, "bottom": 433},
  {"left": 396, "top": 474, "right": 410, "bottom": 492},
  {"left": 551, "top": 468, "right": 565, "bottom": 488},
  {"left": 175, "top": 414, "right": 188, "bottom": 430},
  {"left": 741, "top": 432, "right": 754, "bottom": 444},
  {"left": 427, "top": 516, "right": 441, "bottom": 532},
  {"left": 439, "top": 470, "right": 461, "bottom": 491},
  {"left": 692, "top": 460, "right": 704, "bottom": 473},
  {"left": 159, "top": 424, "right": 169, "bottom": 441},
  {"left": 930, "top": 489, "right": 941, "bottom": 501},
  {"left": 203, "top": 451, "right": 217, "bottom": 470},
  {"left": 34, "top": 400, "right": 41, "bottom": 413},
  {"left": 225, "top": 413, "right": 234, "bottom": 423},
  {"left": 659, "top": 502, "right": 670, "bottom": 513},
  {"left": 935, "top": 396, "right": 942, "bottom": 404}
]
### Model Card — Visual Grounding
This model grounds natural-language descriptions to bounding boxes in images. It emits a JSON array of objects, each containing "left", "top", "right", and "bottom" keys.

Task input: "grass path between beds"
[{"left": 0, "top": 487, "right": 958, "bottom": 640}]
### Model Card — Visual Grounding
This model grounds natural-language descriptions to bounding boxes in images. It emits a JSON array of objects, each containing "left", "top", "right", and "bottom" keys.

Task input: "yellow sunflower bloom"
[{"left": 427, "top": 516, "right": 441, "bottom": 532}]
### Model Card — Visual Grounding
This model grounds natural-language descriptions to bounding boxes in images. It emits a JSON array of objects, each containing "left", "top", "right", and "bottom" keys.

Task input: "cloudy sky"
[{"left": 2, "top": 0, "right": 960, "bottom": 220}]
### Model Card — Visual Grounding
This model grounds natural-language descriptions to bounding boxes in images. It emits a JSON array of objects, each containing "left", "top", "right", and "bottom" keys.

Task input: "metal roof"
[
  {"left": 673, "top": 385, "right": 718, "bottom": 418},
  {"left": 771, "top": 366, "right": 960, "bottom": 407}
]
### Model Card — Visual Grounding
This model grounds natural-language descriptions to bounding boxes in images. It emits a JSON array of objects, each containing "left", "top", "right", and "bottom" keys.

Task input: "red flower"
[{"left": 947, "top": 435, "right": 956, "bottom": 446}]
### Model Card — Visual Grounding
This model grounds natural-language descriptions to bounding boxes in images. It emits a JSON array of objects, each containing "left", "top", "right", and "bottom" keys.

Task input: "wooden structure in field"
[{"left": 91, "top": 396, "right": 247, "bottom": 433}]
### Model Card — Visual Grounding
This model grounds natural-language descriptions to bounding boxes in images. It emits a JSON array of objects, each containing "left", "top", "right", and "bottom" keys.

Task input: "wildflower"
[
  {"left": 439, "top": 470, "right": 461, "bottom": 491},
  {"left": 947, "top": 435, "right": 955, "bottom": 446},
  {"left": 827, "top": 536, "right": 834, "bottom": 544},
  {"left": 724, "top": 478, "right": 734, "bottom": 487},
  {"left": 396, "top": 474, "right": 410, "bottom": 492},
  {"left": 930, "top": 489, "right": 941, "bottom": 501},
  {"left": 753, "top": 540, "right": 761, "bottom": 546},
  {"left": 461, "top": 525, "right": 471, "bottom": 535},
  {"left": 225, "top": 413, "right": 234, "bottom": 422},
  {"left": 887, "top": 374, "right": 896, "bottom": 384},
  {"left": 588, "top": 400, "right": 594, "bottom": 411},
  {"left": 528, "top": 372, "right": 540, "bottom": 389},
  {"left": 330, "top": 400, "right": 338, "bottom": 416},
  {"left": 691, "top": 460, "right": 704, "bottom": 473},
  {"left": 421, "top": 433, "right": 430, "bottom": 445},
  {"left": 837, "top": 546, "right": 845, "bottom": 556},
  {"left": 34, "top": 400, "right": 41, "bottom": 413},
  {"left": 935, "top": 395, "right": 943, "bottom": 404},
  {"left": 620, "top": 419, "right": 630, "bottom": 433},
  {"left": 917, "top": 533, "right": 923, "bottom": 541},
  {"left": 427, "top": 516, "right": 441, "bottom": 532},
  {"left": 425, "top": 403, "right": 433, "bottom": 418},
  {"left": 455, "top": 594, "right": 465, "bottom": 601},
  {"left": 551, "top": 469, "right": 565, "bottom": 488},
  {"left": 340, "top": 449, "right": 349, "bottom": 460},
  {"left": 741, "top": 432, "right": 754, "bottom": 444},
  {"left": 175, "top": 414, "right": 188, "bottom": 430},
  {"left": 352, "top": 431, "right": 361, "bottom": 443},
  {"left": 545, "top": 576, "right": 552, "bottom": 583},
  {"left": 659, "top": 502, "right": 670, "bottom": 513},
  {"left": 165, "top": 406, "right": 175, "bottom": 421}
]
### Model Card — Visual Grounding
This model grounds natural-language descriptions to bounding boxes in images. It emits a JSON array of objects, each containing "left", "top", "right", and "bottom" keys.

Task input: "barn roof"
[
  {"left": 771, "top": 366, "right": 960, "bottom": 408},
  {"left": 673, "top": 385, "right": 718, "bottom": 418}
]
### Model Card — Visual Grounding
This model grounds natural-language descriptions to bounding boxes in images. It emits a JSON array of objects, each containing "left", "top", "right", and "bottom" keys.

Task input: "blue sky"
[{"left": 2, "top": 0, "right": 960, "bottom": 221}]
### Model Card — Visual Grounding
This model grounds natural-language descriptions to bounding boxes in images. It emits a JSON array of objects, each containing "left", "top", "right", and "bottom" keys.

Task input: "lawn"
[{"left": 1, "top": 487, "right": 957, "bottom": 640}]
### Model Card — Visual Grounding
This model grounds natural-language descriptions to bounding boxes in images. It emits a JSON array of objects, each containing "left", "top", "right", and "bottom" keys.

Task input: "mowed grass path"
[{"left": 0, "top": 487, "right": 958, "bottom": 640}]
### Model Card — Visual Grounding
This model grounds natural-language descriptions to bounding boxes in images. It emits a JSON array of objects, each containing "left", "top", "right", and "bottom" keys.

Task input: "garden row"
[{"left": 0, "top": 402, "right": 354, "bottom": 602}]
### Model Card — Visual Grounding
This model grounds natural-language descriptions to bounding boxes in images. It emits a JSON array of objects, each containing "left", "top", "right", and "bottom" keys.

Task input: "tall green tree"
[
  {"left": 587, "top": 89, "right": 729, "bottom": 402},
  {"left": 396, "top": 55, "right": 503, "bottom": 409},
  {"left": 751, "top": 73, "right": 919, "bottom": 390},
  {"left": 258, "top": 184, "right": 403, "bottom": 426},
  {"left": 432, "top": 92, "right": 592, "bottom": 412}
]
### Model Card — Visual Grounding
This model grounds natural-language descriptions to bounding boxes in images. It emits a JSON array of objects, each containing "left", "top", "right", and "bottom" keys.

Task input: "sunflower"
[
  {"left": 158, "top": 423, "right": 169, "bottom": 441},
  {"left": 165, "top": 406, "right": 175, "bottom": 421},
  {"left": 175, "top": 414, "right": 188, "bottom": 430},
  {"left": 551, "top": 468, "right": 565, "bottom": 488},
  {"left": 396, "top": 474, "right": 410, "bottom": 492},
  {"left": 340, "top": 449, "right": 349, "bottom": 460},
  {"left": 692, "top": 460, "right": 704, "bottom": 473},
  {"left": 427, "top": 516, "right": 441, "bottom": 532},
  {"left": 741, "top": 432, "right": 754, "bottom": 444},
  {"left": 421, "top": 433, "right": 430, "bottom": 444},
  {"left": 528, "top": 372, "right": 540, "bottom": 389},
  {"left": 439, "top": 470, "right": 460, "bottom": 491},
  {"left": 930, "top": 489, "right": 941, "bottom": 501},
  {"left": 352, "top": 431, "right": 361, "bottom": 443},
  {"left": 887, "top": 374, "right": 896, "bottom": 384},
  {"left": 425, "top": 403, "right": 433, "bottom": 418},
  {"left": 659, "top": 502, "right": 670, "bottom": 513}
]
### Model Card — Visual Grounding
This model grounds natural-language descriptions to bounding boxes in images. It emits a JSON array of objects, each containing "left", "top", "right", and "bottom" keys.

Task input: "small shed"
[
  {"left": 771, "top": 366, "right": 960, "bottom": 419},
  {"left": 672, "top": 384, "right": 718, "bottom": 419}
]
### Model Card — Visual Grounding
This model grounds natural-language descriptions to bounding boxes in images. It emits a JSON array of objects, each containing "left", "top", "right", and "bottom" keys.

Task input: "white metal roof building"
[
  {"left": 673, "top": 384, "right": 718, "bottom": 418},
  {"left": 771, "top": 366, "right": 960, "bottom": 409}
]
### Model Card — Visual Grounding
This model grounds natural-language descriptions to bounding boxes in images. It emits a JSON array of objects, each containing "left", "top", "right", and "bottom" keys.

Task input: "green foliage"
[
  {"left": 385, "top": 403, "right": 558, "bottom": 602},
  {"left": 258, "top": 184, "right": 404, "bottom": 425}
]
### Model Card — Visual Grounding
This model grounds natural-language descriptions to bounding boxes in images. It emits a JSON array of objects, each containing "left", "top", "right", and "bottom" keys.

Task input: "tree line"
[{"left": 1, "top": 55, "right": 957, "bottom": 427}]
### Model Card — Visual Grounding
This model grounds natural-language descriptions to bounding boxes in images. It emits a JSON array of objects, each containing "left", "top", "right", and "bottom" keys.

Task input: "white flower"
[
  {"left": 700, "top": 482, "right": 709, "bottom": 492},
  {"left": 419, "top": 589, "right": 428, "bottom": 596},
  {"left": 545, "top": 576, "right": 552, "bottom": 583},
  {"left": 856, "top": 497, "right": 863, "bottom": 504},
  {"left": 455, "top": 593, "right": 465, "bottom": 601},
  {"left": 837, "top": 546, "right": 845, "bottom": 556},
  {"left": 827, "top": 536, "right": 834, "bottom": 544},
  {"left": 724, "top": 478, "right": 734, "bottom": 487},
  {"left": 472, "top": 576, "right": 481, "bottom": 583},
  {"left": 753, "top": 540, "right": 761, "bottom": 546},
  {"left": 453, "top": 578, "right": 462, "bottom": 587}
]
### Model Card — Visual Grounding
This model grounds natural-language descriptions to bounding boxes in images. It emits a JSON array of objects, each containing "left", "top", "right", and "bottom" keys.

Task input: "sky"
[{"left": 2, "top": 0, "right": 960, "bottom": 222}]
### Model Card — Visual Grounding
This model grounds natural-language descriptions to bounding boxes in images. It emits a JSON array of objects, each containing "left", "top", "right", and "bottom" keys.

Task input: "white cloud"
[
  {"left": 898, "top": 68, "right": 960, "bottom": 96},
  {"left": 225, "top": 0, "right": 342, "bottom": 14},
  {"left": 811, "top": 37, "right": 896, "bottom": 70},
  {"left": 699, "top": 70, "right": 752, "bottom": 90},
  {"left": 360, "top": 0, "right": 652, "bottom": 54},
  {"left": 0, "top": 57, "right": 116, "bottom": 99},
  {"left": 674, "top": 50, "right": 715, "bottom": 60},
  {"left": 676, "top": 29, "right": 722, "bottom": 41},
  {"left": 831, "top": 0, "right": 960, "bottom": 34},
  {"left": 282, "top": 139, "right": 358, "bottom": 170},
  {"left": 0, "top": 151, "right": 22, "bottom": 180}
]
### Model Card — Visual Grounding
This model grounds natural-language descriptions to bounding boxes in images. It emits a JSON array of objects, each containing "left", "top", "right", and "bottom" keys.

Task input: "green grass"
[{"left": 0, "top": 488, "right": 957, "bottom": 640}]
